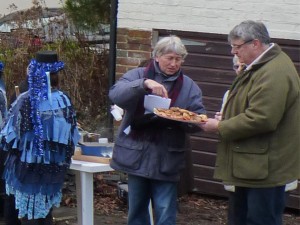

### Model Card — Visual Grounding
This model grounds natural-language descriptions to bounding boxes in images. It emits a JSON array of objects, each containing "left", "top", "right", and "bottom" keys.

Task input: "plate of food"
[{"left": 153, "top": 107, "right": 208, "bottom": 124}]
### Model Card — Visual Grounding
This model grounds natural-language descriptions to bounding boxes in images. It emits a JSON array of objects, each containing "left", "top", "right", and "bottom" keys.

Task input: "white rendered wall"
[
  {"left": 0, "top": 0, "right": 64, "bottom": 16},
  {"left": 118, "top": 0, "right": 300, "bottom": 40}
]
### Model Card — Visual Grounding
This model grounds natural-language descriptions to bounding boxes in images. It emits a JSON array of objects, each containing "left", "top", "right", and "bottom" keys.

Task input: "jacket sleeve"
[{"left": 109, "top": 68, "right": 149, "bottom": 110}]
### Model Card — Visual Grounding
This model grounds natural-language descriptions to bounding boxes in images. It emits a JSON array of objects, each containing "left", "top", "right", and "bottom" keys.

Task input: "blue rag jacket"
[{"left": 1, "top": 90, "right": 80, "bottom": 219}]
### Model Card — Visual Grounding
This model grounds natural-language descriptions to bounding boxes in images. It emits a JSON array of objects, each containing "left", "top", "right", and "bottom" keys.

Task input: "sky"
[{"left": 0, "top": 0, "right": 64, "bottom": 17}]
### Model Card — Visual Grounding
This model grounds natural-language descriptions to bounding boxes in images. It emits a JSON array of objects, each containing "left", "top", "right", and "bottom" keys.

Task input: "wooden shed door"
[{"left": 156, "top": 29, "right": 300, "bottom": 209}]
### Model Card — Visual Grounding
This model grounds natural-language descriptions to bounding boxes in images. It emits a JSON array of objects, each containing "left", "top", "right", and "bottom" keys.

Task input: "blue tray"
[{"left": 80, "top": 142, "right": 113, "bottom": 158}]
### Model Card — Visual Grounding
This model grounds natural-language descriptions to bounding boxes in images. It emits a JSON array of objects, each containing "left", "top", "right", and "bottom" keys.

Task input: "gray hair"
[
  {"left": 228, "top": 20, "right": 270, "bottom": 44},
  {"left": 152, "top": 35, "right": 188, "bottom": 59}
]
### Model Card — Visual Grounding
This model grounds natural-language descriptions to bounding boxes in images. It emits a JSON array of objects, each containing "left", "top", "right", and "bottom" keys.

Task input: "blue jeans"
[
  {"left": 127, "top": 174, "right": 177, "bottom": 225},
  {"left": 229, "top": 186, "right": 286, "bottom": 225}
]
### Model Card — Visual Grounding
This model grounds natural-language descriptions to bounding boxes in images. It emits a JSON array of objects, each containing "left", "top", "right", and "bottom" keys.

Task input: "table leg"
[
  {"left": 75, "top": 171, "right": 82, "bottom": 225},
  {"left": 75, "top": 170, "right": 94, "bottom": 225},
  {"left": 149, "top": 200, "right": 154, "bottom": 225}
]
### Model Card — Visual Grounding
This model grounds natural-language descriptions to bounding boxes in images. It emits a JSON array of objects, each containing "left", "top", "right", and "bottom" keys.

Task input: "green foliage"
[{"left": 64, "top": 0, "right": 110, "bottom": 32}]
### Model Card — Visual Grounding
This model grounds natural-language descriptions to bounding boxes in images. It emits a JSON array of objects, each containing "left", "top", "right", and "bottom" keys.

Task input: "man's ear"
[{"left": 252, "top": 39, "right": 260, "bottom": 49}]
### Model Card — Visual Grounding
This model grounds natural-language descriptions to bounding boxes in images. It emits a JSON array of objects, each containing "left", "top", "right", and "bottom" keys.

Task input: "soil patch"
[{"left": 55, "top": 177, "right": 300, "bottom": 225}]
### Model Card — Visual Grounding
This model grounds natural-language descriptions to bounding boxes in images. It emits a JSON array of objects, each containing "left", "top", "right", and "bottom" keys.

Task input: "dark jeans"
[
  {"left": 228, "top": 186, "right": 286, "bottom": 225},
  {"left": 20, "top": 209, "right": 53, "bottom": 225},
  {"left": 127, "top": 174, "right": 178, "bottom": 225}
]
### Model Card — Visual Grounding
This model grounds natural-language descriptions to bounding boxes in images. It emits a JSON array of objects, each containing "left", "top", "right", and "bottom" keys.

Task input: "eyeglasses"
[{"left": 230, "top": 39, "right": 253, "bottom": 50}]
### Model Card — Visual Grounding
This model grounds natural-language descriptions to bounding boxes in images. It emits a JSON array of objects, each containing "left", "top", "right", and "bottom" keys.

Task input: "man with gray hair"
[
  {"left": 200, "top": 20, "right": 300, "bottom": 225},
  {"left": 109, "top": 35, "right": 206, "bottom": 225}
]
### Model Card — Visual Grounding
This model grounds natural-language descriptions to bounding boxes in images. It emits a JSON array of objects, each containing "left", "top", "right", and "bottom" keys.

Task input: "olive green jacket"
[{"left": 215, "top": 44, "right": 300, "bottom": 187}]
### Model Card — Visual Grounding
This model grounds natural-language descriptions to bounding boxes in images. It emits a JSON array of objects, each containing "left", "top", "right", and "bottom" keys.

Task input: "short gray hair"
[
  {"left": 152, "top": 35, "right": 188, "bottom": 59},
  {"left": 228, "top": 20, "right": 270, "bottom": 44}
]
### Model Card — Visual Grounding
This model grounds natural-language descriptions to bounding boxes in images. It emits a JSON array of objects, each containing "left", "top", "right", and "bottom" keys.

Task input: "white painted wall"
[
  {"left": 118, "top": 0, "right": 300, "bottom": 40},
  {"left": 0, "top": 0, "right": 63, "bottom": 17}
]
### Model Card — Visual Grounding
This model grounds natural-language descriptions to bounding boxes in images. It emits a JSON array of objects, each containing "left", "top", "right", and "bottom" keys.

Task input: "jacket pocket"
[
  {"left": 113, "top": 134, "right": 144, "bottom": 170},
  {"left": 159, "top": 127, "right": 186, "bottom": 175},
  {"left": 232, "top": 136, "right": 269, "bottom": 180},
  {"left": 160, "top": 147, "right": 185, "bottom": 175}
]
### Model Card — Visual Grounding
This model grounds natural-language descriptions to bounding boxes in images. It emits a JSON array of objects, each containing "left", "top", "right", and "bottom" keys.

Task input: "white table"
[{"left": 70, "top": 159, "right": 114, "bottom": 225}]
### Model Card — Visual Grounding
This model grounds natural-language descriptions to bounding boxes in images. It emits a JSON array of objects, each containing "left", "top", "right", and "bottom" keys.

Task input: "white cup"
[
  {"left": 98, "top": 138, "right": 108, "bottom": 144},
  {"left": 113, "top": 105, "right": 124, "bottom": 116},
  {"left": 144, "top": 95, "right": 171, "bottom": 113},
  {"left": 111, "top": 107, "right": 122, "bottom": 121}
]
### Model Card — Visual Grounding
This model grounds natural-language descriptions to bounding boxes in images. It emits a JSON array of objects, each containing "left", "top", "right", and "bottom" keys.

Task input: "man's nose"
[
  {"left": 231, "top": 48, "right": 237, "bottom": 55},
  {"left": 170, "top": 59, "right": 177, "bottom": 65}
]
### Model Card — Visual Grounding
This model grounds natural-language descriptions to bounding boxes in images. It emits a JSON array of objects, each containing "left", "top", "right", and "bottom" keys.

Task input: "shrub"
[{"left": 0, "top": 4, "right": 110, "bottom": 133}]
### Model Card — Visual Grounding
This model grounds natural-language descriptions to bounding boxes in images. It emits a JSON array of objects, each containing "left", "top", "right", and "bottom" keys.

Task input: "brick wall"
[
  {"left": 116, "top": 28, "right": 152, "bottom": 79},
  {"left": 118, "top": 0, "right": 300, "bottom": 40}
]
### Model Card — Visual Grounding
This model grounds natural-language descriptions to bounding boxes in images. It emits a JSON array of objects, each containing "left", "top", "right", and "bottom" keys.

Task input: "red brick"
[
  {"left": 117, "top": 57, "right": 140, "bottom": 66},
  {"left": 118, "top": 43, "right": 151, "bottom": 51},
  {"left": 125, "top": 66, "right": 137, "bottom": 71},
  {"left": 128, "top": 37, "right": 151, "bottom": 45},
  {"left": 115, "top": 73, "right": 123, "bottom": 80},
  {"left": 117, "top": 35, "right": 128, "bottom": 43},
  {"left": 128, "top": 30, "right": 151, "bottom": 39},
  {"left": 138, "top": 59, "right": 151, "bottom": 67},
  {"left": 140, "top": 44, "right": 152, "bottom": 52},
  {"left": 116, "top": 65, "right": 128, "bottom": 74},
  {"left": 117, "top": 28, "right": 129, "bottom": 35},
  {"left": 128, "top": 51, "right": 151, "bottom": 59},
  {"left": 116, "top": 50, "right": 128, "bottom": 58}
]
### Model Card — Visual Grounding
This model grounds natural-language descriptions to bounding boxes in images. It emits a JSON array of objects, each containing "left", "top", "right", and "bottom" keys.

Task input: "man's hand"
[
  {"left": 199, "top": 118, "right": 220, "bottom": 133},
  {"left": 215, "top": 112, "right": 222, "bottom": 121},
  {"left": 144, "top": 79, "right": 168, "bottom": 98}
]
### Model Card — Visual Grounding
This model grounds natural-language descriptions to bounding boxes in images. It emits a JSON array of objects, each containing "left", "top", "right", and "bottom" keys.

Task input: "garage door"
[{"left": 157, "top": 29, "right": 300, "bottom": 209}]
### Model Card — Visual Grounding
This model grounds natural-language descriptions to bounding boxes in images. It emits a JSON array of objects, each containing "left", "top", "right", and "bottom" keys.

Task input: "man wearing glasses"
[{"left": 200, "top": 20, "right": 300, "bottom": 225}]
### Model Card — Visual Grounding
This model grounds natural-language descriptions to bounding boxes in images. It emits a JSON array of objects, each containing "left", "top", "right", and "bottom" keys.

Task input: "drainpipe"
[{"left": 107, "top": 0, "right": 118, "bottom": 142}]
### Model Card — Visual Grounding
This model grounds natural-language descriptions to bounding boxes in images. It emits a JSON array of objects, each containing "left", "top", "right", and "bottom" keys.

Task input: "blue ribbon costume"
[
  {"left": 0, "top": 61, "right": 7, "bottom": 126},
  {"left": 0, "top": 53, "right": 80, "bottom": 219}
]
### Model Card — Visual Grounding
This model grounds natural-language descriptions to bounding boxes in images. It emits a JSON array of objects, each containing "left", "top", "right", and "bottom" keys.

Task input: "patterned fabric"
[
  {"left": 0, "top": 61, "right": 7, "bottom": 126},
  {"left": 1, "top": 90, "right": 80, "bottom": 219},
  {"left": 0, "top": 86, "right": 7, "bottom": 126},
  {"left": 27, "top": 59, "right": 64, "bottom": 156}
]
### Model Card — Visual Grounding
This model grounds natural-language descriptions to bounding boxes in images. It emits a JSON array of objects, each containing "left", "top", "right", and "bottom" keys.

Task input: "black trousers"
[
  {"left": 0, "top": 148, "right": 6, "bottom": 195},
  {"left": 0, "top": 150, "right": 17, "bottom": 224},
  {"left": 1, "top": 150, "right": 53, "bottom": 225},
  {"left": 20, "top": 209, "right": 53, "bottom": 225},
  {"left": 3, "top": 195, "right": 21, "bottom": 225},
  {"left": 2, "top": 194, "right": 53, "bottom": 225}
]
